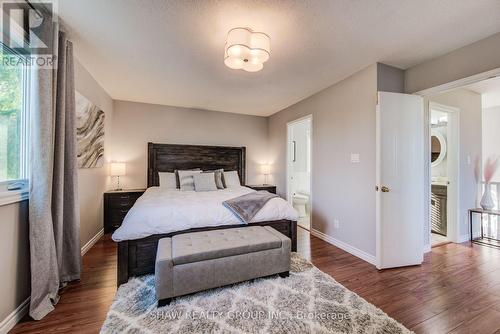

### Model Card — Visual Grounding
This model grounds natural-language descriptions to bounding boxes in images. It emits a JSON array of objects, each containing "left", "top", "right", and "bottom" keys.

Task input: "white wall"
[
  {"left": 425, "top": 89, "right": 482, "bottom": 244},
  {"left": 75, "top": 58, "right": 114, "bottom": 248},
  {"left": 269, "top": 64, "right": 378, "bottom": 258},
  {"left": 483, "top": 106, "right": 500, "bottom": 182},
  {"left": 109, "top": 101, "right": 269, "bottom": 188}
]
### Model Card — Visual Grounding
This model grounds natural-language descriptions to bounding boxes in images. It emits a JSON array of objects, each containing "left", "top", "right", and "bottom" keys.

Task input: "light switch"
[
  {"left": 334, "top": 219, "right": 340, "bottom": 229},
  {"left": 350, "top": 153, "right": 360, "bottom": 163}
]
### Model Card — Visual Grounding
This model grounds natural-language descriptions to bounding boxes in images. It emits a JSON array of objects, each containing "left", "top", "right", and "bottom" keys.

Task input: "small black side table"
[
  {"left": 245, "top": 184, "right": 277, "bottom": 194},
  {"left": 468, "top": 208, "right": 500, "bottom": 248},
  {"left": 104, "top": 189, "right": 145, "bottom": 233}
]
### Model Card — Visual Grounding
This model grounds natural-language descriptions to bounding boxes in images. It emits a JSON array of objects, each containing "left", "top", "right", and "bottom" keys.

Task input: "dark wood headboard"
[{"left": 147, "top": 143, "right": 246, "bottom": 187}]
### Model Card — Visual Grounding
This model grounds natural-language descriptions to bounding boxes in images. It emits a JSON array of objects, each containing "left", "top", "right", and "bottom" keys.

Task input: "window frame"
[{"left": 0, "top": 43, "right": 30, "bottom": 206}]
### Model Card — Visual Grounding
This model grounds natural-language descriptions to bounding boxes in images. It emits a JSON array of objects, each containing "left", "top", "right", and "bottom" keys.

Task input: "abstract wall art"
[{"left": 76, "top": 91, "right": 105, "bottom": 168}]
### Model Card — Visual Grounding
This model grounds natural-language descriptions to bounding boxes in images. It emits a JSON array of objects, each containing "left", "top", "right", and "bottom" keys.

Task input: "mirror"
[
  {"left": 431, "top": 130, "right": 447, "bottom": 166},
  {"left": 431, "top": 136, "right": 441, "bottom": 162}
]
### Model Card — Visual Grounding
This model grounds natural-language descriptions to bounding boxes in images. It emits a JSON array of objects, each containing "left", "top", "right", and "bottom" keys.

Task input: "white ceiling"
[
  {"left": 59, "top": 0, "right": 500, "bottom": 116},
  {"left": 466, "top": 76, "right": 500, "bottom": 109}
]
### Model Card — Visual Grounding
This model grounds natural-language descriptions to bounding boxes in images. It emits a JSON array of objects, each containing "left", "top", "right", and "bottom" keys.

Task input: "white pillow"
[
  {"left": 158, "top": 172, "right": 176, "bottom": 189},
  {"left": 223, "top": 171, "right": 241, "bottom": 187},
  {"left": 194, "top": 173, "right": 218, "bottom": 191},
  {"left": 177, "top": 170, "right": 202, "bottom": 191}
]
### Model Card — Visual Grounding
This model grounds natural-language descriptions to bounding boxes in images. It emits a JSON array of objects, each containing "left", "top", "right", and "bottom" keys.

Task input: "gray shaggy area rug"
[{"left": 101, "top": 254, "right": 412, "bottom": 334}]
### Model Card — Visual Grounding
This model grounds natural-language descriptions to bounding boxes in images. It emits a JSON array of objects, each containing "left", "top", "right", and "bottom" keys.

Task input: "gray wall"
[
  {"left": 405, "top": 32, "right": 500, "bottom": 93},
  {"left": 109, "top": 101, "right": 269, "bottom": 189},
  {"left": 377, "top": 63, "right": 405, "bottom": 93},
  {"left": 0, "top": 201, "right": 30, "bottom": 326},
  {"left": 268, "top": 64, "right": 378, "bottom": 257},
  {"left": 75, "top": 58, "right": 114, "bottom": 248}
]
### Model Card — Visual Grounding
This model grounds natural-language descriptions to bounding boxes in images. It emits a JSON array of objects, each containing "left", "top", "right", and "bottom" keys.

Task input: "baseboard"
[
  {"left": 81, "top": 228, "right": 104, "bottom": 256},
  {"left": 423, "top": 243, "right": 432, "bottom": 253},
  {"left": 0, "top": 297, "right": 29, "bottom": 334},
  {"left": 310, "top": 228, "right": 376, "bottom": 265}
]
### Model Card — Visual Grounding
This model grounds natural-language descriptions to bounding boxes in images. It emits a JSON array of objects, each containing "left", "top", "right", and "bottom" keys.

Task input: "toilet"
[{"left": 292, "top": 192, "right": 309, "bottom": 218}]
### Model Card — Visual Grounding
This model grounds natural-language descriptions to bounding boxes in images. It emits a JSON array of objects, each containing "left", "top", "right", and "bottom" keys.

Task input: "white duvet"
[{"left": 112, "top": 186, "right": 298, "bottom": 241}]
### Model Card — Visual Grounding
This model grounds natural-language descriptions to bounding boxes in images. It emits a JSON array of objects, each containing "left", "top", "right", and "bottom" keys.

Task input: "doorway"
[
  {"left": 376, "top": 69, "right": 500, "bottom": 269},
  {"left": 287, "top": 115, "right": 312, "bottom": 231},
  {"left": 428, "top": 102, "right": 459, "bottom": 247}
]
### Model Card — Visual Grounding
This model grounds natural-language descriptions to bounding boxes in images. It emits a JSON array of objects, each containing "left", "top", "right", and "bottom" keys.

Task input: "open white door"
[{"left": 376, "top": 92, "right": 424, "bottom": 269}]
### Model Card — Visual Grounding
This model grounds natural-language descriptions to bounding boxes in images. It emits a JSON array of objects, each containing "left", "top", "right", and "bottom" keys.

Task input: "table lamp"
[
  {"left": 110, "top": 162, "right": 126, "bottom": 191},
  {"left": 261, "top": 164, "right": 270, "bottom": 185}
]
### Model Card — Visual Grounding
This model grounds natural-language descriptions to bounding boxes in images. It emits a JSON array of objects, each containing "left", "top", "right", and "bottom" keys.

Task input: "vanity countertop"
[{"left": 432, "top": 181, "right": 448, "bottom": 186}]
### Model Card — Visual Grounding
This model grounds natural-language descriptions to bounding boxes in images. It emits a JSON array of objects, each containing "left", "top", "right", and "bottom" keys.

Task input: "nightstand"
[
  {"left": 245, "top": 184, "right": 277, "bottom": 194},
  {"left": 104, "top": 189, "right": 145, "bottom": 233}
]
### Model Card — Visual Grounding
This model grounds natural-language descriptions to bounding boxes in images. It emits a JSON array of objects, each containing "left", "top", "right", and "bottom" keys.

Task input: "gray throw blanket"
[{"left": 223, "top": 191, "right": 278, "bottom": 224}]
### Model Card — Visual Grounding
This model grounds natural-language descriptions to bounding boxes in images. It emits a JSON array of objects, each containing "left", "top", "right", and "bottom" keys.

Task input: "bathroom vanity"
[{"left": 431, "top": 184, "right": 447, "bottom": 236}]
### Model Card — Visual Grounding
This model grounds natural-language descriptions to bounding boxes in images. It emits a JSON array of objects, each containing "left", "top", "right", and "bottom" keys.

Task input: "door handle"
[{"left": 381, "top": 186, "right": 390, "bottom": 193}]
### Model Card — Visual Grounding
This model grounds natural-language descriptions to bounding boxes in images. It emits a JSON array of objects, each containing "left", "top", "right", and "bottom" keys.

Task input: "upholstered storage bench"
[{"left": 155, "top": 226, "right": 291, "bottom": 306}]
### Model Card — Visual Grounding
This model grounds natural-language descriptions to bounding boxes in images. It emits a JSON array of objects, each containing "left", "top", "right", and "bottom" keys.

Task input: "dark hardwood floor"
[{"left": 11, "top": 227, "right": 500, "bottom": 333}]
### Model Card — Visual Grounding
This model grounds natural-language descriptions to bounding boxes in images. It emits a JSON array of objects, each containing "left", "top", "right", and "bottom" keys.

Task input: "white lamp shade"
[
  {"left": 243, "top": 59, "right": 264, "bottom": 72},
  {"left": 224, "top": 56, "right": 244, "bottom": 69},
  {"left": 250, "top": 32, "right": 270, "bottom": 55},
  {"left": 261, "top": 164, "right": 270, "bottom": 175},
  {"left": 224, "top": 27, "right": 270, "bottom": 72},
  {"left": 110, "top": 162, "right": 126, "bottom": 176}
]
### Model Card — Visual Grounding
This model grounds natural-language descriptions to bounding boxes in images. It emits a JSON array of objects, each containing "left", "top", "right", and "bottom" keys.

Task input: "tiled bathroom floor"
[{"left": 431, "top": 232, "right": 449, "bottom": 246}]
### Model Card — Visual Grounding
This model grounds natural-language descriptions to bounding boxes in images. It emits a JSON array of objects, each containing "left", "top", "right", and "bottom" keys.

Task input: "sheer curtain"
[{"left": 28, "top": 26, "right": 81, "bottom": 320}]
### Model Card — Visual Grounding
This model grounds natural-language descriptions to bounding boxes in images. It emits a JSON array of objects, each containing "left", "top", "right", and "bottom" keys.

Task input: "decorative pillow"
[
  {"left": 223, "top": 171, "right": 241, "bottom": 187},
  {"left": 177, "top": 170, "right": 202, "bottom": 191},
  {"left": 204, "top": 169, "right": 224, "bottom": 189},
  {"left": 194, "top": 173, "right": 218, "bottom": 192},
  {"left": 158, "top": 172, "right": 176, "bottom": 189},
  {"left": 175, "top": 168, "right": 201, "bottom": 188}
]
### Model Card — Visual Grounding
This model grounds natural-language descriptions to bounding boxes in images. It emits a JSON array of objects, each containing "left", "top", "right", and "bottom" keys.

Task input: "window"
[{"left": 0, "top": 44, "right": 29, "bottom": 186}]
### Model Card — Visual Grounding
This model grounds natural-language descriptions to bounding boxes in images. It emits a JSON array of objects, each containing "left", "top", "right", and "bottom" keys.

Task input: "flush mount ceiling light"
[{"left": 224, "top": 27, "right": 270, "bottom": 72}]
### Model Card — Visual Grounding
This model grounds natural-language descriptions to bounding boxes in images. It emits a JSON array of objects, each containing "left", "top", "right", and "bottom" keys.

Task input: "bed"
[{"left": 115, "top": 143, "right": 298, "bottom": 286}]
